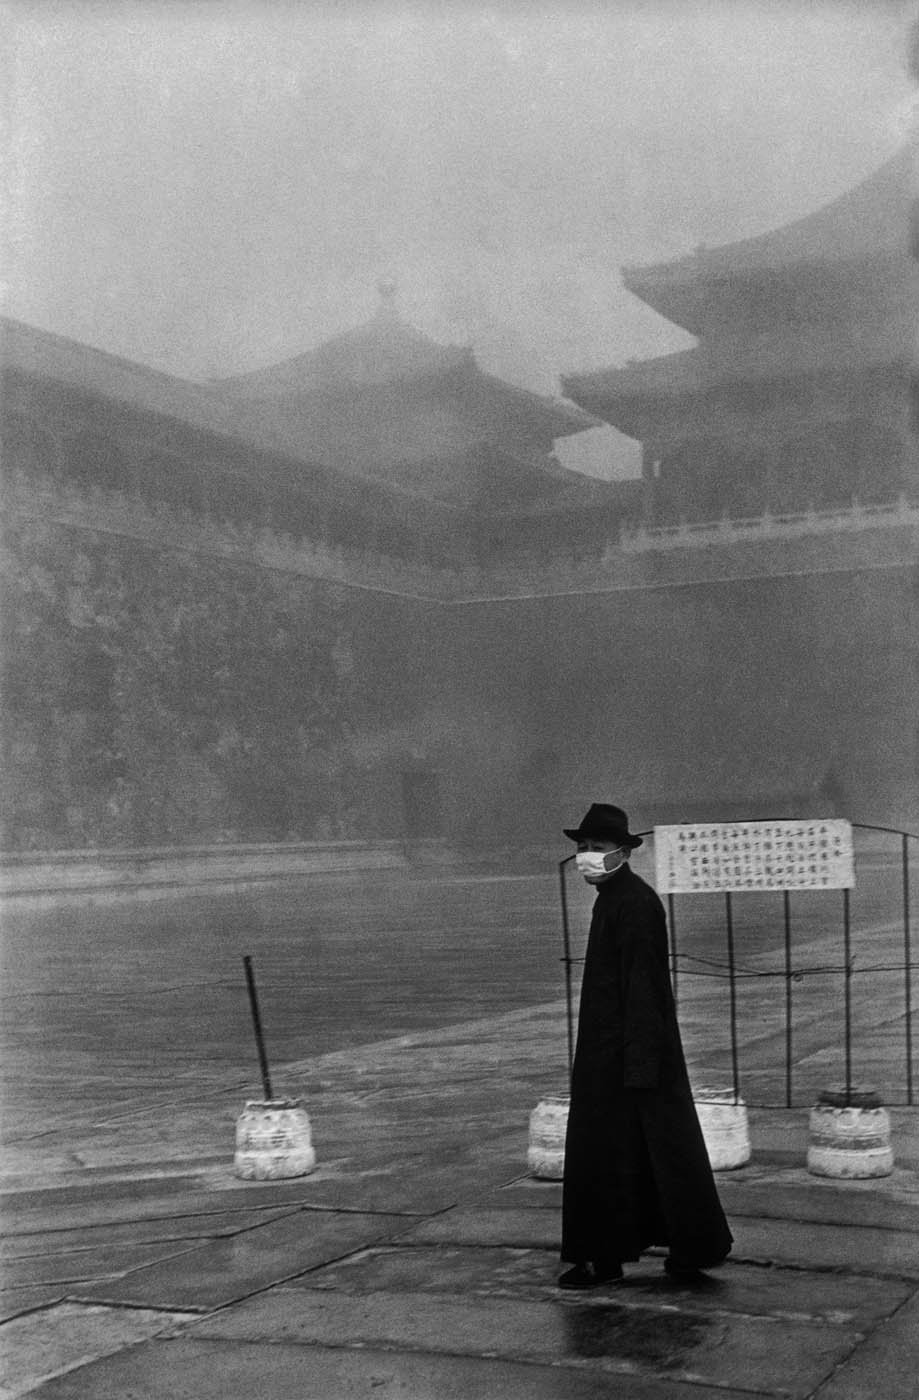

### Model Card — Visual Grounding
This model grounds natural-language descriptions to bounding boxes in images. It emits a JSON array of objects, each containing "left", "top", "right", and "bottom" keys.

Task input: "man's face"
[{"left": 575, "top": 840, "right": 628, "bottom": 884}]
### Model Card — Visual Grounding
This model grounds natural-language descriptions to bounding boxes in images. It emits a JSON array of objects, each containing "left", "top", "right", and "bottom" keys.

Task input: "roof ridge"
[{"left": 623, "top": 144, "right": 913, "bottom": 285}]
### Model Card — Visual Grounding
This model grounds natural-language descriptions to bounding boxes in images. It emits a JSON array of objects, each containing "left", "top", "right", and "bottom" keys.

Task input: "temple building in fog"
[
  {"left": 0, "top": 288, "right": 604, "bottom": 572},
  {"left": 564, "top": 145, "right": 918, "bottom": 524},
  {"left": 0, "top": 293, "right": 615, "bottom": 850},
  {"left": 2, "top": 155, "right": 918, "bottom": 853},
  {"left": 213, "top": 281, "right": 604, "bottom": 547}
]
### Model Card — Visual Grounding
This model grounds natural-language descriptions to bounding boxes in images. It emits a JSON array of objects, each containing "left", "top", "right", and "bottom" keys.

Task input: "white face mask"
[{"left": 575, "top": 848, "right": 626, "bottom": 882}]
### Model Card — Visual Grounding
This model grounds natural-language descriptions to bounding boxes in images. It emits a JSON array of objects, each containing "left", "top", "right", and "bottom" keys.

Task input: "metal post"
[
  {"left": 667, "top": 892, "right": 679, "bottom": 1010},
  {"left": 243, "top": 954, "right": 274, "bottom": 1101},
  {"left": 559, "top": 858, "right": 575, "bottom": 1091},
  {"left": 843, "top": 888, "right": 853, "bottom": 1104},
  {"left": 904, "top": 834, "right": 914, "bottom": 1107},
  {"left": 724, "top": 891, "right": 740, "bottom": 1105},
  {"left": 783, "top": 889, "right": 793, "bottom": 1108}
]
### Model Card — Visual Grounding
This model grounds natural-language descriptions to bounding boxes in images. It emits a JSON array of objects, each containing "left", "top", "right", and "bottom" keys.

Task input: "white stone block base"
[
  {"left": 807, "top": 1100, "right": 894, "bottom": 1179},
  {"left": 693, "top": 1089, "right": 752, "bottom": 1170},
  {"left": 234, "top": 1098, "right": 317, "bottom": 1179},
  {"left": 527, "top": 1096, "right": 569, "bottom": 1180}
]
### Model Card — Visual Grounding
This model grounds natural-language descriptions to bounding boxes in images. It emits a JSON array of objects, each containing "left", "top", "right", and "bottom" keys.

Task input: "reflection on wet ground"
[{"left": 559, "top": 1299, "right": 715, "bottom": 1364}]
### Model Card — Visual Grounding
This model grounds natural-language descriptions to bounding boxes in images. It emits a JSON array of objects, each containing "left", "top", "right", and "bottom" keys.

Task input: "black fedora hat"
[{"left": 563, "top": 803, "right": 643, "bottom": 848}]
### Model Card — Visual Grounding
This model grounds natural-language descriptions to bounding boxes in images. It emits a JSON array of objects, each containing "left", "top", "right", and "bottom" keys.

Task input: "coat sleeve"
[{"left": 620, "top": 898, "right": 669, "bottom": 1090}]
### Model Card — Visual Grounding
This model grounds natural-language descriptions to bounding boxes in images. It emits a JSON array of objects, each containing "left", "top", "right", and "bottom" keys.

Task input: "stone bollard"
[
  {"left": 527, "top": 1096, "right": 569, "bottom": 1180},
  {"left": 693, "top": 1088, "right": 752, "bottom": 1170},
  {"left": 806, "top": 1085, "right": 894, "bottom": 1179},
  {"left": 234, "top": 1098, "right": 317, "bottom": 1180}
]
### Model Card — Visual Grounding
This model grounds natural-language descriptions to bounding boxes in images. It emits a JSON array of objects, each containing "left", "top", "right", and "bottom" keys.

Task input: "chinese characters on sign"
[{"left": 654, "top": 820, "right": 855, "bottom": 894}]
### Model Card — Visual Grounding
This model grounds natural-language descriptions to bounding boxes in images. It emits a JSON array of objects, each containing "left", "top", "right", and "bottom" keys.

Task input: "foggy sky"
[{"left": 3, "top": 0, "right": 915, "bottom": 477}]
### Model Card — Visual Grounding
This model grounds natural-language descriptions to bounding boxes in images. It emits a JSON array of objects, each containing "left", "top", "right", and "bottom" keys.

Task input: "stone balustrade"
[
  {"left": 617, "top": 497, "right": 919, "bottom": 553},
  {"left": 6, "top": 472, "right": 917, "bottom": 601}
]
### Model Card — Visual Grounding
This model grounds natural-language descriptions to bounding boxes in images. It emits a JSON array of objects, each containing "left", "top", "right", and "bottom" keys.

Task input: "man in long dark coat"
[{"left": 559, "top": 803, "right": 732, "bottom": 1289}]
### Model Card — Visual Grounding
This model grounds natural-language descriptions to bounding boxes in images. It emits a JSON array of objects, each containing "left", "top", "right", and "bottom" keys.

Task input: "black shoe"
[{"left": 558, "top": 1261, "right": 624, "bottom": 1290}]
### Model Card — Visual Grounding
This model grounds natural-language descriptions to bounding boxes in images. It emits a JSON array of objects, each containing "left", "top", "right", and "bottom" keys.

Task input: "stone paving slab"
[
  {"left": 717, "top": 1172, "right": 919, "bottom": 1232},
  {"left": 0, "top": 1146, "right": 521, "bottom": 1235},
  {"left": 401, "top": 1203, "right": 919, "bottom": 1278},
  {"left": 730, "top": 1216, "right": 919, "bottom": 1279},
  {"left": 402, "top": 1206, "right": 558, "bottom": 1249},
  {"left": 0, "top": 1286, "right": 65, "bottom": 1325},
  {"left": 286, "top": 1243, "right": 914, "bottom": 1327},
  {"left": 196, "top": 1154, "right": 524, "bottom": 1217},
  {"left": 183, "top": 1283, "right": 859, "bottom": 1396},
  {"left": 0, "top": 1176, "right": 423, "bottom": 1237},
  {"left": 0, "top": 1172, "right": 210, "bottom": 1212},
  {"left": 817, "top": 1290, "right": 919, "bottom": 1399},
  {"left": 0, "top": 1239, "right": 206, "bottom": 1289},
  {"left": 69, "top": 1209, "right": 411, "bottom": 1310},
  {"left": 498, "top": 1170, "right": 919, "bottom": 1231},
  {"left": 20, "top": 1336, "right": 761, "bottom": 1400},
  {"left": 0, "top": 1156, "right": 231, "bottom": 1195},
  {"left": 0, "top": 1206, "right": 305, "bottom": 1256},
  {"left": 0, "top": 1301, "right": 194, "bottom": 1400},
  {"left": 0, "top": 1192, "right": 252, "bottom": 1237}
]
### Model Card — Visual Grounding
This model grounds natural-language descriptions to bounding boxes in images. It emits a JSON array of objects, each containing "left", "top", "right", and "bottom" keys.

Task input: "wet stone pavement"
[
  {"left": 2, "top": 870, "right": 919, "bottom": 1395},
  {"left": 1, "top": 999, "right": 918, "bottom": 1398}
]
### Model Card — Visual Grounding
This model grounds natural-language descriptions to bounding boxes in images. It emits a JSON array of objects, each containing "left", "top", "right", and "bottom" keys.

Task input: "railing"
[
  {"left": 3, "top": 473, "right": 454, "bottom": 600},
  {"left": 6, "top": 472, "right": 918, "bottom": 603},
  {"left": 617, "top": 497, "right": 919, "bottom": 553}
]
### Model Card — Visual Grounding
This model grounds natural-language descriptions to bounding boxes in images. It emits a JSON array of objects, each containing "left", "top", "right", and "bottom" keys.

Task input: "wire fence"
[{"left": 558, "top": 822, "right": 916, "bottom": 1109}]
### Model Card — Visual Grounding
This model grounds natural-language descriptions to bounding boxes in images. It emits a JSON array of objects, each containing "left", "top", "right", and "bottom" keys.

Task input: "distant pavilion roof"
[
  {"left": 0, "top": 315, "right": 306, "bottom": 462},
  {"left": 2, "top": 306, "right": 601, "bottom": 514},
  {"left": 212, "top": 299, "right": 596, "bottom": 446},
  {"left": 564, "top": 319, "right": 911, "bottom": 427},
  {"left": 209, "top": 297, "right": 599, "bottom": 505},
  {"left": 621, "top": 144, "right": 914, "bottom": 333},
  {"left": 215, "top": 305, "right": 472, "bottom": 396},
  {"left": 563, "top": 145, "right": 917, "bottom": 431}
]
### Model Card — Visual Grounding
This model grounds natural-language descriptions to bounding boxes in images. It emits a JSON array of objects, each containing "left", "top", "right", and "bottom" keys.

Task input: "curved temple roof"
[
  {"left": 621, "top": 144, "right": 914, "bottom": 331},
  {"left": 3, "top": 305, "right": 600, "bottom": 514},
  {"left": 563, "top": 145, "right": 917, "bottom": 427},
  {"left": 212, "top": 301, "right": 596, "bottom": 445}
]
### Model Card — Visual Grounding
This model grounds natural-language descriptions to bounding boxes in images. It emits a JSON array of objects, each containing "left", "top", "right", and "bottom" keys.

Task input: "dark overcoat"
[{"left": 561, "top": 863, "right": 733, "bottom": 1267}]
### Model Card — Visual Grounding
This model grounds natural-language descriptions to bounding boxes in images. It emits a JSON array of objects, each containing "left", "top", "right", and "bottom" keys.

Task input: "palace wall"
[
  {"left": 3, "top": 479, "right": 915, "bottom": 852},
  {"left": 2, "top": 354, "right": 916, "bottom": 854},
  {"left": 0, "top": 506, "right": 452, "bottom": 850},
  {"left": 438, "top": 566, "right": 919, "bottom": 846}
]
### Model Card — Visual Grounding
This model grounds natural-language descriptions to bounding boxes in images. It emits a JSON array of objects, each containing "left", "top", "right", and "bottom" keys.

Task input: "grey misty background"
[
  {"left": 4, "top": 0, "right": 913, "bottom": 472},
  {"left": 1, "top": 0, "right": 917, "bottom": 854}
]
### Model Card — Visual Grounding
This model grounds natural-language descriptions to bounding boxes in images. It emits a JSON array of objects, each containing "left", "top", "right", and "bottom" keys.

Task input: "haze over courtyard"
[{"left": 4, "top": 1, "right": 916, "bottom": 477}]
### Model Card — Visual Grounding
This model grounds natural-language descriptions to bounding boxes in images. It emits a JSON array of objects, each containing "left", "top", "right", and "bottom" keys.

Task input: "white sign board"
[{"left": 654, "top": 820, "right": 855, "bottom": 894}]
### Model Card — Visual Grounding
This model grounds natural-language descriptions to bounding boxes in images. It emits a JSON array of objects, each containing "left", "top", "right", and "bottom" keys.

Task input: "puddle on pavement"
[{"left": 560, "top": 1300, "right": 715, "bottom": 1365}]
